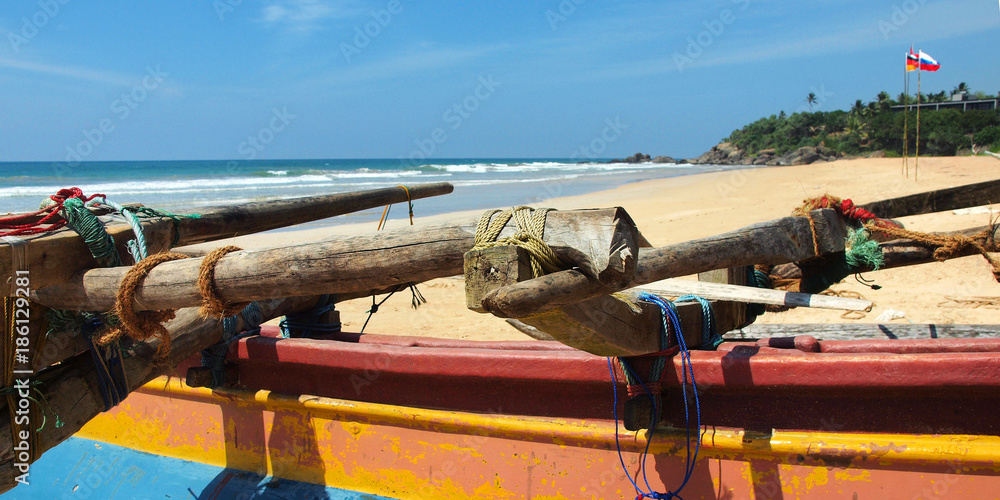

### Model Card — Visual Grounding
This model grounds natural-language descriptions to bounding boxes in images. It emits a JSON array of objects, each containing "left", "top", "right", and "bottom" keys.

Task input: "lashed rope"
[
  {"left": 470, "top": 207, "right": 563, "bottom": 278},
  {"left": 97, "top": 252, "right": 190, "bottom": 359},
  {"left": 866, "top": 221, "right": 1000, "bottom": 281},
  {"left": 199, "top": 245, "right": 249, "bottom": 317}
]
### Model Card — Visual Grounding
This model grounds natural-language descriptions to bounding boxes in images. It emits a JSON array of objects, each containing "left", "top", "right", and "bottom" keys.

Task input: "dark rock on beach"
[
  {"left": 608, "top": 152, "right": 652, "bottom": 163},
  {"left": 688, "top": 142, "right": 839, "bottom": 166}
]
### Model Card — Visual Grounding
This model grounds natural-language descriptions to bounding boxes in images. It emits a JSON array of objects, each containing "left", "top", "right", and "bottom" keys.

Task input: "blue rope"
[
  {"left": 746, "top": 268, "right": 771, "bottom": 319},
  {"left": 82, "top": 317, "right": 130, "bottom": 412},
  {"left": 610, "top": 293, "right": 702, "bottom": 500},
  {"left": 674, "top": 295, "right": 723, "bottom": 350},
  {"left": 200, "top": 302, "right": 263, "bottom": 388},
  {"left": 279, "top": 294, "right": 340, "bottom": 338}
]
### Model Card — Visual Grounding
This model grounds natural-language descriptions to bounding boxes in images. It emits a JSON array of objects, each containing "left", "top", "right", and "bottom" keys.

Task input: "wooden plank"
[
  {"left": 0, "top": 295, "right": 321, "bottom": 494},
  {"left": 33, "top": 208, "right": 635, "bottom": 312},
  {"left": 480, "top": 209, "right": 846, "bottom": 319},
  {"left": 635, "top": 278, "right": 873, "bottom": 312},
  {"left": 859, "top": 178, "right": 1000, "bottom": 219},
  {"left": 727, "top": 323, "right": 1000, "bottom": 340},
  {"left": 0, "top": 183, "right": 454, "bottom": 296}
]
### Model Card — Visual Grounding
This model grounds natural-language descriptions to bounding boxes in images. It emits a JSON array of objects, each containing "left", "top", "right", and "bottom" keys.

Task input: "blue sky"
[{"left": 1, "top": 0, "right": 997, "bottom": 162}]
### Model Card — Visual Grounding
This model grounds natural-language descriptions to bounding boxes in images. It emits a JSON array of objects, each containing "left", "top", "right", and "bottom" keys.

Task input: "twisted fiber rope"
[
  {"left": 866, "top": 222, "right": 1000, "bottom": 281},
  {"left": 471, "top": 207, "right": 563, "bottom": 278},
  {"left": 199, "top": 245, "right": 250, "bottom": 317},
  {"left": 794, "top": 194, "right": 898, "bottom": 257},
  {"left": 98, "top": 252, "right": 190, "bottom": 359}
]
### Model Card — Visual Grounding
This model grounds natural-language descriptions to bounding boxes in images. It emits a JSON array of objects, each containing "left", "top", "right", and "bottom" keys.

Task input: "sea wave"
[
  {"left": 0, "top": 171, "right": 452, "bottom": 199},
  {"left": 418, "top": 161, "right": 685, "bottom": 174}
]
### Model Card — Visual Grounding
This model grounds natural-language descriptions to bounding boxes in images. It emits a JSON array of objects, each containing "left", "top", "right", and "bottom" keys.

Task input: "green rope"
[
  {"left": 61, "top": 197, "right": 123, "bottom": 267},
  {"left": 845, "top": 228, "right": 884, "bottom": 270},
  {"left": 0, "top": 381, "right": 63, "bottom": 431}
]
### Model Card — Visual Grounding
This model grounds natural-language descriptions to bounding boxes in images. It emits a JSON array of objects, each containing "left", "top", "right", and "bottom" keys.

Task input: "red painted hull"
[{"left": 191, "top": 326, "right": 1000, "bottom": 436}]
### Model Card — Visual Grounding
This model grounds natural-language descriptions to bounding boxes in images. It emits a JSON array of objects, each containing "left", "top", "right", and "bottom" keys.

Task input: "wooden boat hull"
[{"left": 9, "top": 326, "right": 1000, "bottom": 499}]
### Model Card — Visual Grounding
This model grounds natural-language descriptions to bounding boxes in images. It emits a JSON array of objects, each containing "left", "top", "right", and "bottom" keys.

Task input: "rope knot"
[
  {"left": 199, "top": 245, "right": 250, "bottom": 317},
  {"left": 471, "top": 207, "right": 564, "bottom": 278}
]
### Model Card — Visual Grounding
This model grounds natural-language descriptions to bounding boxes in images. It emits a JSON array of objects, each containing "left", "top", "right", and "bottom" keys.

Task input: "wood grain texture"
[
  {"left": 481, "top": 209, "right": 846, "bottom": 319},
  {"left": 0, "top": 183, "right": 454, "bottom": 296},
  {"left": 859, "top": 178, "right": 1000, "bottom": 219},
  {"left": 635, "top": 278, "right": 873, "bottom": 311},
  {"left": 726, "top": 323, "right": 1000, "bottom": 340},
  {"left": 33, "top": 209, "right": 631, "bottom": 312}
]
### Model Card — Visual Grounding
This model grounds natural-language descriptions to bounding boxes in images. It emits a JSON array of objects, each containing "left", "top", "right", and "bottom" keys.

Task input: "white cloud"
[
  {"left": 259, "top": 0, "right": 358, "bottom": 31},
  {"left": 0, "top": 57, "right": 136, "bottom": 86}
]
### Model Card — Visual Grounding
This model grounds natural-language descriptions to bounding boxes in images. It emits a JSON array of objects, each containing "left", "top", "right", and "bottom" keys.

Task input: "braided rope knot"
[{"left": 471, "top": 207, "right": 563, "bottom": 277}]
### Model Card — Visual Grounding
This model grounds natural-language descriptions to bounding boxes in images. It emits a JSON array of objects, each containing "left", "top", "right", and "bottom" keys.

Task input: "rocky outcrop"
[
  {"left": 652, "top": 155, "right": 677, "bottom": 164},
  {"left": 609, "top": 152, "right": 652, "bottom": 163},
  {"left": 688, "top": 142, "right": 840, "bottom": 166},
  {"left": 771, "top": 146, "right": 838, "bottom": 166},
  {"left": 689, "top": 142, "right": 743, "bottom": 165}
]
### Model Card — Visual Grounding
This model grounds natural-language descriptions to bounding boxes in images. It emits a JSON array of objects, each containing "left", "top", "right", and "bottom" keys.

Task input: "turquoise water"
[{"left": 0, "top": 158, "right": 734, "bottom": 227}]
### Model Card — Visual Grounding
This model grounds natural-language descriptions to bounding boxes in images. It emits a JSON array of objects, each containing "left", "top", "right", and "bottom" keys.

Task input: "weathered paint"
[
  {"left": 0, "top": 436, "right": 396, "bottom": 500},
  {"left": 68, "top": 376, "right": 1000, "bottom": 499}
]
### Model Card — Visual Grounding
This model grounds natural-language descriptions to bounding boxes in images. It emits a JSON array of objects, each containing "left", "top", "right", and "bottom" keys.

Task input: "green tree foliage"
[{"left": 724, "top": 85, "right": 1000, "bottom": 158}]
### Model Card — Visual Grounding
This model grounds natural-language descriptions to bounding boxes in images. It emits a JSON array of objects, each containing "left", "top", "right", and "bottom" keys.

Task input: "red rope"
[
  {"left": 0, "top": 188, "right": 104, "bottom": 237},
  {"left": 811, "top": 195, "right": 898, "bottom": 228}
]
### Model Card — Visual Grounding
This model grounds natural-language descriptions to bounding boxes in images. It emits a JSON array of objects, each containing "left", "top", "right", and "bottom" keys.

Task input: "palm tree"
[
  {"left": 806, "top": 92, "right": 817, "bottom": 110},
  {"left": 953, "top": 82, "right": 969, "bottom": 95},
  {"left": 876, "top": 91, "right": 891, "bottom": 111},
  {"left": 850, "top": 99, "right": 866, "bottom": 116}
]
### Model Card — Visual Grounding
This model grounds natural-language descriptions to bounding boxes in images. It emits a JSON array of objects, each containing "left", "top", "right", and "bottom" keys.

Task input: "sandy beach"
[{"left": 197, "top": 156, "right": 1000, "bottom": 340}]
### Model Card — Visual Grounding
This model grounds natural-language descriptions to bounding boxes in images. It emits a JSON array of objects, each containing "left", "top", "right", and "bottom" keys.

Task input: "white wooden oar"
[{"left": 633, "top": 278, "right": 873, "bottom": 312}]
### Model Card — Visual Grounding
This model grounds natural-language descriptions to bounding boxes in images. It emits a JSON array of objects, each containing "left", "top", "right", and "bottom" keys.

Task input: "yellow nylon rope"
[{"left": 470, "top": 207, "right": 564, "bottom": 278}]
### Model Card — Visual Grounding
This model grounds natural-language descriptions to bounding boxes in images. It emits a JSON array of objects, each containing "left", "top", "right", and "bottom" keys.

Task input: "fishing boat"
[{"left": 2, "top": 180, "right": 1000, "bottom": 499}]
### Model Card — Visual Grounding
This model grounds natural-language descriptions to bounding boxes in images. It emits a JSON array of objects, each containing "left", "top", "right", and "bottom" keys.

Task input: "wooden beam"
[
  {"left": 769, "top": 225, "right": 999, "bottom": 279},
  {"left": 33, "top": 208, "right": 635, "bottom": 312},
  {"left": 727, "top": 323, "right": 1000, "bottom": 340},
  {"left": 0, "top": 183, "right": 454, "bottom": 296},
  {"left": 634, "top": 278, "right": 873, "bottom": 312},
  {"left": 480, "top": 209, "right": 846, "bottom": 319},
  {"left": 0, "top": 295, "right": 320, "bottom": 494},
  {"left": 859, "top": 178, "right": 1000, "bottom": 219},
  {"left": 464, "top": 208, "right": 638, "bottom": 311}
]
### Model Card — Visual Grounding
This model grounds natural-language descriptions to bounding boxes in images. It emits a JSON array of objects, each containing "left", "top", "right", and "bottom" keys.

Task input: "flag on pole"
[
  {"left": 906, "top": 48, "right": 919, "bottom": 71},
  {"left": 917, "top": 50, "right": 940, "bottom": 71}
]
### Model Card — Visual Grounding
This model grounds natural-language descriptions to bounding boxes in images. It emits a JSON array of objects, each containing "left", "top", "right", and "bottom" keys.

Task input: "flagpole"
[
  {"left": 916, "top": 56, "right": 921, "bottom": 182},
  {"left": 903, "top": 58, "right": 909, "bottom": 177}
]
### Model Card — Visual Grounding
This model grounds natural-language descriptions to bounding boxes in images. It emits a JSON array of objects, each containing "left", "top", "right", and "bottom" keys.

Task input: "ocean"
[{"left": 0, "top": 159, "right": 738, "bottom": 229}]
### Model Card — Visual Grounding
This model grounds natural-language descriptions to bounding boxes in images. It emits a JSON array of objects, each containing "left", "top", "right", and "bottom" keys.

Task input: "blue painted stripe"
[{"left": 2, "top": 436, "right": 397, "bottom": 500}]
